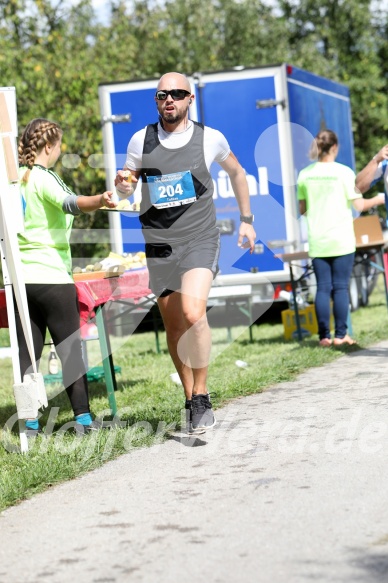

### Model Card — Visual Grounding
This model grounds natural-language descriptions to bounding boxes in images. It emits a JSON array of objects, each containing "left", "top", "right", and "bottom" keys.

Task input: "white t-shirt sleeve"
[
  {"left": 371, "top": 160, "right": 387, "bottom": 189},
  {"left": 125, "top": 128, "right": 147, "bottom": 170},
  {"left": 372, "top": 162, "right": 383, "bottom": 182},
  {"left": 203, "top": 127, "right": 230, "bottom": 167}
]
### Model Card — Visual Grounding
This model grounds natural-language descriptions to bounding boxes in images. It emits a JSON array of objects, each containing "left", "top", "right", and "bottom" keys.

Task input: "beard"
[{"left": 159, "top": 106, "right": 188, "bottom": 125}]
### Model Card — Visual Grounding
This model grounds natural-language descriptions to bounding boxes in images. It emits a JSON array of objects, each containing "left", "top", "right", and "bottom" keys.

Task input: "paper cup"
[
  {"left": 235, "top": 360, "right": 248, "bottom": 368},
  {"left": 170, "top": 372, "right": 182, "bottom": 385}
]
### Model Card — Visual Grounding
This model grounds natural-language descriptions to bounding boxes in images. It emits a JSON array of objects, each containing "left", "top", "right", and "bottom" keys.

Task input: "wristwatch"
[{"left": 240, "top": 214, "right": 254, "bottom": 225}]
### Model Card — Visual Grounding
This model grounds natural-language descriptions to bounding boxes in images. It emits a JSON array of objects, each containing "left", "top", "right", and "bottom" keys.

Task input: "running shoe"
[
  {"left": 185, "top": 399, "right": 206, "bottom": 435},
  {"left": 191, "top": 394, "right": 216, "bottom": 432}
]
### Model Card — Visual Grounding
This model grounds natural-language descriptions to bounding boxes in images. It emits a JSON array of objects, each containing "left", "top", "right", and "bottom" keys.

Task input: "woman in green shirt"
[
  {"left": 297, "top": 130, "right": 383, "bottom": 347},
  {"left": 16, "top": 118, "right": 116, "bottom": 436}
]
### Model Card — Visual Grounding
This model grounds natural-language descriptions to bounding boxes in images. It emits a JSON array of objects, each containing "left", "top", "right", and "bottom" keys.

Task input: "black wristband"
[{"left": 240, "top": 214, "right": 254, "bottom": 225}]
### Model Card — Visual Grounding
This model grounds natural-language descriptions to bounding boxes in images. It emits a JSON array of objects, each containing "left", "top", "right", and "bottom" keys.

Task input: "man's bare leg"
[
  {"left": 180, "top": 269, "right": 216, "bottom": 431},
  {"left": 157, "top": 268, "right": 213, "bottom": 398},
  {"left": 158, "top": 268, "right": 215, "bottom": 432},
  {"left": 157, "top": 291, "right": 194, "bottom": 400},
  {"left": 179, "top": 268, "right": 213, "bottom": 396}
]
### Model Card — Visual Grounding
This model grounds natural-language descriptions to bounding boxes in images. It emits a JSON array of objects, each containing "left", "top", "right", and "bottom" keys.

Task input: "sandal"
[
  {"left": 319, "top": 338, "right": 332, "bottom": 347},
  {"left": 333, "top": 335, "right": 356, "bottom": 346}
]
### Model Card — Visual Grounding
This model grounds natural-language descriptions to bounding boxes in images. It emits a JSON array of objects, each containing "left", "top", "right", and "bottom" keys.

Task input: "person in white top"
[
  {"left": 115, "top": 72, "right": 256, "bottom": 434},
  {"left": 355, "top": 143, "right": 388, "bottom": 199}
]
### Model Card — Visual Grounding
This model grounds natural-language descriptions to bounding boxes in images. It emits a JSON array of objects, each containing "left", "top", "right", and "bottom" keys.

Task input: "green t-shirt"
[
  {"left": 18, "top": 165, "right": 76, "bottom": 284},
  {"left": 297, "top": 161, "right": 360, "bottom": 258}
]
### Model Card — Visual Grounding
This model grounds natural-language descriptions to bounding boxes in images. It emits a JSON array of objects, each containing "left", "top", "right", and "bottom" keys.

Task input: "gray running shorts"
[{"left": 145, "top": 227, "right": 220, "bottom": 297}]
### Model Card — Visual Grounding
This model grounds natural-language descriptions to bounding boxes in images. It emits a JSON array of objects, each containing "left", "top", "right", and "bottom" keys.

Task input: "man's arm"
[
  {"left": 219, "top": 151, "right": 256, "bottom": 253},
  {"left": 114, "top": 169, "right": 140, "bottom": 198},
  {"left": 355, "top": 144, "right": 388, "bottom": 194}
]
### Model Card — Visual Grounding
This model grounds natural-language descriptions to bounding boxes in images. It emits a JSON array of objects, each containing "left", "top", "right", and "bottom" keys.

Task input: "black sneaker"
[
  {"left": 185, "top": 399, "right": 192, "bottom": 434},
  {"left": 191, "top": 394, "right": 216, "bottom": 432},
  {"left": 185, "top": 400, "right": 206, "bottom": 435},
  {"left": 74, "top": 420, "right": 107, "bottom": 436}
]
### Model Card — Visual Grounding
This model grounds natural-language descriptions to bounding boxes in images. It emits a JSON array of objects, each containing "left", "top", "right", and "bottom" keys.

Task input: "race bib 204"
[{"left": 147, "top": 170, "right": 197, "bottom": 209}]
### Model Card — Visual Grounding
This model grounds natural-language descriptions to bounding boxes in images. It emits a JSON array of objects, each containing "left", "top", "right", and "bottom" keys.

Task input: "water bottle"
[
  {"left": 279, "top": 290, "right": 296, "bottom": 310},
  {"left": 279, "top": 290, "right": 308, "bottom": 311},
  {"left": 48, "top": 339, "right": 59, "bottom": 375}
]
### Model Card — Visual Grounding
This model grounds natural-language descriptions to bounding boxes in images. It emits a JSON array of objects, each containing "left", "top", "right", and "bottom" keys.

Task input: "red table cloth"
[{"left": 0, "top": 268, "right": 152, "bottom": 328}]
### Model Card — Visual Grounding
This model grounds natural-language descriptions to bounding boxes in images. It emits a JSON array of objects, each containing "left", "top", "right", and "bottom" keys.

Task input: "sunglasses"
[{"left": 155, "top": 89, "right": 191, "bottom": 101}]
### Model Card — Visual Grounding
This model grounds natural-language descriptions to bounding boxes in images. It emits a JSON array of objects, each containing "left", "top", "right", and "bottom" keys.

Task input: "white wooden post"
[{"left": 0, "top": 88, "right": 47, "bottom": 453}]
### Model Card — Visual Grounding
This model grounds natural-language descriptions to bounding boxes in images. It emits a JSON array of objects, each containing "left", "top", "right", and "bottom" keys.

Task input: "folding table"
[
  {"left": 0, "top": 268, "right": 152, "bottom": 416},
  {"left": 277, "top": 215, "right": 388, "bottom": 342}
]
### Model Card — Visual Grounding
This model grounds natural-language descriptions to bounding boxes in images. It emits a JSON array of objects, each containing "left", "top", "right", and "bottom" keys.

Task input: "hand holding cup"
[{"left": 115, "top": 169, "right": 137, "bottom": 198}]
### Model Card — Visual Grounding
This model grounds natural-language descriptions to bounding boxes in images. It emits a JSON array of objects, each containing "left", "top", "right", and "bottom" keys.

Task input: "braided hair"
[
  {"left": 310, "top": 129, "right": 338, "bottom": 161},
  {"left": 18, "top": 118, "right": 62, "bottom": 183}
]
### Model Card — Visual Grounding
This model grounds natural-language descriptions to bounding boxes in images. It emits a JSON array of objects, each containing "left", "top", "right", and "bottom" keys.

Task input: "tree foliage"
[
  {"left": 0, "top": 0, "right": 387, "bottom": 259},
  {"left": 278, "top": 0, "right": 388, "bottom": 170}
]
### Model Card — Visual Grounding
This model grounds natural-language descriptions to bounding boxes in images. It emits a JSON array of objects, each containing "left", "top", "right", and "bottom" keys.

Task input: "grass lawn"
[{"left": 0, "top": 279, "right": 388, "bottom": 512}]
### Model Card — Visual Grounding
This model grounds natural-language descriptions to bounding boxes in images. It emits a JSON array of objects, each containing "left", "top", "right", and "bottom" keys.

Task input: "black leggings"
[{"left": 14, "top": 283, "right": 89, "bottom": 416}]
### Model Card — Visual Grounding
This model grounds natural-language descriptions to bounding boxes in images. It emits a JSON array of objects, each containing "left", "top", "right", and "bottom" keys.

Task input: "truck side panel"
[
  {"left": 109, "top": 86, "right": 156, "bottom": 253},
  {"left": 198, "top": 70, "right": 290, "bottom": 278},
  {"left": 287, "top": 65, "right": 355, "bottom": 172}
]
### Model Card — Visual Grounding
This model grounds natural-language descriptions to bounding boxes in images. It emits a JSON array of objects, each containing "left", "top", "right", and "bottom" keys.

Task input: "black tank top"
[{"left": 139, "top": 121, "right": 215, "bottom": 244}]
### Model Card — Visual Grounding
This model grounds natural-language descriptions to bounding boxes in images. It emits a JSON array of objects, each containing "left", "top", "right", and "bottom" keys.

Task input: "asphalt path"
[{"left": 2, "top": 341, "right": 388, "bottom": 583}]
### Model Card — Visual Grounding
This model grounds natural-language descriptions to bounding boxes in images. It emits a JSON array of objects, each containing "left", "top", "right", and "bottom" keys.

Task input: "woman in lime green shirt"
[
  {"left": 297, "top": 129, "right": 383, "bottom": 347},
  {"left": 17, "top": 118, "right": 116, "bottom": 436}
]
